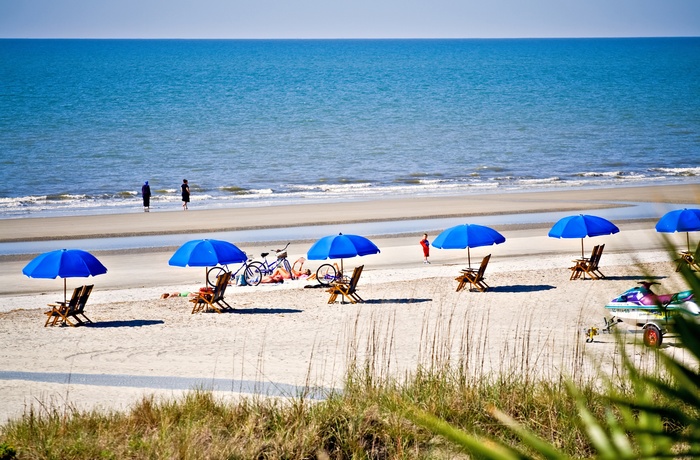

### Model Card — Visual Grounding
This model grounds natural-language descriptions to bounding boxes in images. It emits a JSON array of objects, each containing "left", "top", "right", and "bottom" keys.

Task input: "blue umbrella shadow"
[
  {"left": 602, "top": 275, "right": 667, "bottom": 282},
  {"left": 232, "top": 308, "right": 303, "bottom": 315},
  {"left": 87, "top": 319, "right": 164, "bottom": 328},
  {"left": 488, "top": 284, "right": 556, "bottom": 293},
  {"left": 362, "top": 298, "right": 432, "bottom": 304},
  {"left": 303, "top": 284, "right": 327, "bottom": 289}
]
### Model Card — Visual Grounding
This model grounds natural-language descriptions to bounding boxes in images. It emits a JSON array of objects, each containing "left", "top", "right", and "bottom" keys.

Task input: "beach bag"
[{"left": 237, "top": 274, "right": 247, "bottom": 286}]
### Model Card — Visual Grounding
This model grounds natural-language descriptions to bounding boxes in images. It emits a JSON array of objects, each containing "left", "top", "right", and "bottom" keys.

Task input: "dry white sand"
[{"left": 0, "top": 184, "right": 698, "bottom": 423}]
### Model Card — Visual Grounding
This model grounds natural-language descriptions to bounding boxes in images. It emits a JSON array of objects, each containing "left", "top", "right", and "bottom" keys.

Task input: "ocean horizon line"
[{"left": 2, "top": 36, "right": 699, "bottom": 41}]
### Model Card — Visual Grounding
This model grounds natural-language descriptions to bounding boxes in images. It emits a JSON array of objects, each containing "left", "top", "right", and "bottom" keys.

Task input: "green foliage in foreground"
[
  {"left": 0, "top": 442, "right": 17, "bottom": 460},
  {"left": 1, "top": 266, "right": 698, "bottom": 459},
  {"left": 0, "top": 371, "right": 610, "bottom": 458},
  {"left": 3, "top": 353, "right": 696, "bottom": 459}
]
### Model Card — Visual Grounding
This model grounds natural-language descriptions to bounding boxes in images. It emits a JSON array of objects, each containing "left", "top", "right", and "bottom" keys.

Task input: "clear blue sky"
[{"left": 1, "top": 0, "right": 699, "bottom": 39}]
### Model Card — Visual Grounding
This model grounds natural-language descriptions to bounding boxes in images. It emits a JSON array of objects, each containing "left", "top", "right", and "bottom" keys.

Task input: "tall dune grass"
[{"left": 1, "top": 370, "right": 612, "bottom": 458}]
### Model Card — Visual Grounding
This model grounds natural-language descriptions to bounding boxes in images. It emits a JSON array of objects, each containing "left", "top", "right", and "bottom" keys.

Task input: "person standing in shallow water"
[
  {"left": 181, "top": 179, "right": 190, "bottom": 210},
  {"left": 141, "top": 181, "right": 151, "bottom": 212},
  {"left": 420, "top": 233, "right": 430, "bottom": 264}
]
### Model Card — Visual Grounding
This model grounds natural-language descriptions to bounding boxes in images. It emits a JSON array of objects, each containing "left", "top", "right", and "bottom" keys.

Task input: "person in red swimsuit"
[{"left": 420, "top": 233, "right": 430, "bottom": 264}]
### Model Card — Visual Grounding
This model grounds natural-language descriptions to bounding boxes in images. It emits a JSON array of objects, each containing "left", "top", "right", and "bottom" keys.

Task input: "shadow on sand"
[
  {"left": 488, "top": 284, "right": 556, "bottom": 293},
  {"left": 603, "top": 275, "right": 667, "bottom": 282},
  {"left": 303, "top": 284, "right": 327, "bottom": 289},
  {"left": 88, "top": 319, "right": 165, "bottom": 328},
  {"left": 232, "top": 308, "right": 303, "bottom": 315},
  {"left": 361, "top": 298, "right": 432, "bottom": 305}
]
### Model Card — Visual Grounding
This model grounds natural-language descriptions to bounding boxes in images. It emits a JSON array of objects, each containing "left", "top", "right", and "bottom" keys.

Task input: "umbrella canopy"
[
  {"left": 655, "top": 208, "right": 700, "bottom": 251},
  {"left": 307, "top": 233, "right": 380, "bottom": 273},
  {"left": 432, "top": 224, "right": 506, "bottom": 268},
  {"left": 22, "top": 248, "right": 108, "bottom": 303},
  {"left": 169, "top": 239, "right": 247, "bottom": 284},
  {"left": 169, "top": 239, "right": 247, "bottom": 267},
  {"left": 548, "top": 214, "right": 619, "bottom": 258}
]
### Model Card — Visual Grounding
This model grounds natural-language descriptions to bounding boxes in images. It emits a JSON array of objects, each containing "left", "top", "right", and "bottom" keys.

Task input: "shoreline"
[
  {"left": 1, "top": 183, "right": 698, "bottom": 243},
  {"left": 1, "top": 182, "right": 697, "bottom": 297}
]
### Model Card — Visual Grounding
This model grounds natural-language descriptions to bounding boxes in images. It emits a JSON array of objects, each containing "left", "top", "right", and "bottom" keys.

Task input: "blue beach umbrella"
[
  {"left": 432, "top": 224, "right": 506, "bottom": 268},
  {"left": 307, "top": 233, "right": 380, "bottom": 273},
  {"left": 22, "top": 248, "right": 108, "bottom": 303},
  {"left": 548, "top": 214, "right": 619, "bottom": 258},
  {"left": 169, "top": 239, "right": 247, "bottom": 283},
  {"left": 655, "top": 208, "right": 700, "bottom": 252}
]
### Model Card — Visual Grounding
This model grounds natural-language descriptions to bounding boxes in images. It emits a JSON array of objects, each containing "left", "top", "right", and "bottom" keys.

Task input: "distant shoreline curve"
[{"left": 0, "top": 183, "right": 697, "bottom": 244}]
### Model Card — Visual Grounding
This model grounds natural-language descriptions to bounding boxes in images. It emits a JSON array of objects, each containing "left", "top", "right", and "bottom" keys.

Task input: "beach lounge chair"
[
  {"left": 590, "top": 244, "right": 606, "bottom": 278},
  {"left": 44, "top": 286, "right": 82, "bottom": 327},
  {"left": 570, "top": 245, "right": 599, "bottom": 280},
  {"left": 571, "top": 245, "right": 606, "bottom": 280},
  {"left": 69, "top": 284, "right": 94, "bottom": 325},
  {"left": 190, "top": 271, "right": 232, "bottom": 313},
  {"left": 676, "top": 241, "right": 700, "bottom": 272},
  {"left": 327, "top": 265, "right": 364, "bottom": 304},
  {"left": 455, "top": 254, "right": 491, "bottom": 292}
]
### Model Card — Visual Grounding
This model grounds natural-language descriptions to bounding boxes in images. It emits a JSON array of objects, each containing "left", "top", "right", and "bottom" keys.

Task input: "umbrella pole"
[
  {"left": 581, "top": 239, "right": 584, "bottom": 259},
  {"left": 468, "top": 248, "right": 471, "bottom": 269},
  {"left": 687, "top": 232, "right": 691, "bottom": 252},
  {"left": 64, "top": 278, "right": 67, "bottom": 304}
]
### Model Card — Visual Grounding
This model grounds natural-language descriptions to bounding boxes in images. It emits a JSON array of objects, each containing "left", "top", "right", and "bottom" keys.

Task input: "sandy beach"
[{"left": 0, "top": 183, "right": 698, "bottom": 423}]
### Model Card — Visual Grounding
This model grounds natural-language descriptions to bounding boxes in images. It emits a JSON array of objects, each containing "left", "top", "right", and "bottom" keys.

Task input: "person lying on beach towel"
[{"left": 260, "top": 267, "right": 312, "bottom": 284}]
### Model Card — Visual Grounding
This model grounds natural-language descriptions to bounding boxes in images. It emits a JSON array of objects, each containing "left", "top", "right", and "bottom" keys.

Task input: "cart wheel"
[{"left": 643, "top": 324, "right": 663, "bottom": 348}]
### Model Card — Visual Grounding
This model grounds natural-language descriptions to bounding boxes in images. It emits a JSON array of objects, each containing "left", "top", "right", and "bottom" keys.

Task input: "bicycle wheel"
[
  {"left": 248, "top": 261, "right": 268, "bottom": 276},
  {"left": 316, "top": 263, "right": 336, "bottom": 286},
  {"left": 244, "top": 264, "right": 262, "bottom": 286},
  {"left": 206, "top": 266, "right": 227, "bottom": 287}
]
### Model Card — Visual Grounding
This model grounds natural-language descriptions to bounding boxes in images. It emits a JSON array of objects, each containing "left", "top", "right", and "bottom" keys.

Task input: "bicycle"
[
  {"left": 206, "top": 255, "right": 262, "bottom": 287},
  {"left": 249, "top": 242, "right": 295, "bottom": 282},
  {"left": 315, "top": 262, "right": 344, "bottom": 286}
]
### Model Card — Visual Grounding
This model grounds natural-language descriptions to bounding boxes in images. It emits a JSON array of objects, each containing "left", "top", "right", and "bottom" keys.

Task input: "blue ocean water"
[{"left": 1, "top": 38, "right": 699, "bottom": 218}]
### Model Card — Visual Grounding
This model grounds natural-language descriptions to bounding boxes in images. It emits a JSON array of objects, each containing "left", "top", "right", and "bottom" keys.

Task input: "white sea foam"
[
  {"left": 517, "top": 177, "right": 562, "bottom": 185},
  {"left": 577, "top": 171, "right": 626, "bottom": 177},
  {"left": 251, "top": 188, "right": 274, "bottom": 195},
  {"left": 45, "top": 193, "right": 88, "bottom": 201},
  {"left": 290, "top": 183, "right": 373, "bottom": 192},
  {"left": 649, "top": 167, "right": 700, "bottom": 176},
  {"left": 0, "top": 170, "right": 696, "bottom": 219}
]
